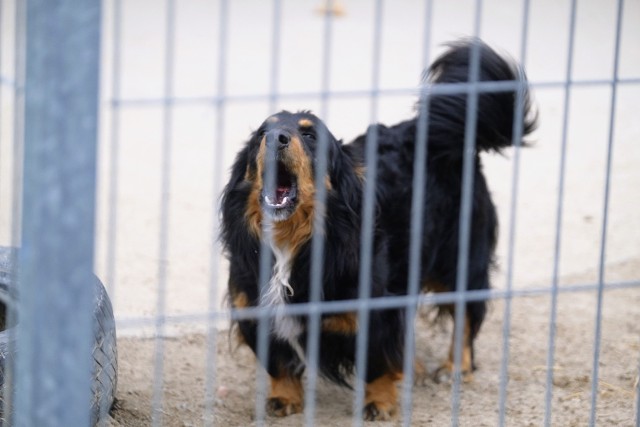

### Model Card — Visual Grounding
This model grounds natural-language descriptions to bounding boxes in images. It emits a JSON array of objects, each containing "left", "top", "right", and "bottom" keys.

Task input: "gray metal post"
[{"left": 14, "top": 1, "right": 101, "bottom": 426}]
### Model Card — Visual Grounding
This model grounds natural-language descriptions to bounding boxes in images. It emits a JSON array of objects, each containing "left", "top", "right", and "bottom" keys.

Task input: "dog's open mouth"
[{"left": 261, "top": 161, "right": 298, "bottom": 220}]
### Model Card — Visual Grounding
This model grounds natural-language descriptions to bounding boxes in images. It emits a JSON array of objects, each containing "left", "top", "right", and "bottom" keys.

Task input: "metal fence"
[{"left": 0, "top": 0, "right": 639, "bottom": 426}]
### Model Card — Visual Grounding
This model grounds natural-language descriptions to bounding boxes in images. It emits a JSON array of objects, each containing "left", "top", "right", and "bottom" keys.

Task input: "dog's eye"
[{"left": 302, "top": 132, "right": 316, "bottom": 141}]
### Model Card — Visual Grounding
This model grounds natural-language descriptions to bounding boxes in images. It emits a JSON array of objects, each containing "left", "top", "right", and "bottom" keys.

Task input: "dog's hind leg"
[{"left": 434, "top": 300, "right": 485, "bottom": 383}]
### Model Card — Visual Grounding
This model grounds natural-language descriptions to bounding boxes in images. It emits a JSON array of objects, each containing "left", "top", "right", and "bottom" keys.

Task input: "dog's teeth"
[{"left": 264, "top": 195, "right": 289, "bottom": 208}]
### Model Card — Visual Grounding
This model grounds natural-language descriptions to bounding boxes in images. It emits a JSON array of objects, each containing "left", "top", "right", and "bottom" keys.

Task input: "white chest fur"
[{"left": 259, "top": 245, "right": 304, "bottom": 352}]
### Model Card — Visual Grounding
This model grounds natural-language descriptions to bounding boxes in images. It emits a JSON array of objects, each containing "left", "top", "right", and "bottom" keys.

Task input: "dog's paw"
[
  {"left": 266, "top": 397, "right": 302, "bottom": 417},
  {"left": 362, "top": 401, "right": 396, "bottom": 421},
  {"left": 413, "top": 360, "right": 429, "bottom": 386},
  {"left": 433, "top": 362, "right": 474, "bottom": 384}
]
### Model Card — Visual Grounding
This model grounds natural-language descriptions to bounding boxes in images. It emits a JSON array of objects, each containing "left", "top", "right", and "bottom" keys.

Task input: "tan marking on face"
[
  {"left": 244, "top": 162, "right": 256, "bottom": 181},
  {"left": 270, "top": 135, "right": 316, "bottom": 255},
  {"left": 266, "top": 116, "right": 279, "bottom": 123},
  {"left": 365, "top": 371, "right": 401, "bottom": 420},
  {"left": 245, "top": 136, "right": 267, "bottom": 237},
  {"left": 298, "top": 118, "right": 314, "bottom": 128},
  {"left": 321, "top": 312, "right": 358, "bottom": 335},
  {"left": 324, "top": 175, "right": 333, "bottom": 191},
  {"left": 245, "top": 133, "right": 323, "bottom": 256}
]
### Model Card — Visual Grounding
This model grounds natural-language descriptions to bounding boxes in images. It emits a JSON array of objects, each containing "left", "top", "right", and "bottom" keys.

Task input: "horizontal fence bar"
[
  {"left": 108, "top": 77, "right": 640, "bottom": 108},
  {"left": 114, "top": 279, "right": 640, "bottom": 330}
]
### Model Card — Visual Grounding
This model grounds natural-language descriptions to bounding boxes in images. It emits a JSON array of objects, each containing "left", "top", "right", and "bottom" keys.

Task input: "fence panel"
[{"left": 14, "top": 0, "right": 101, "bottom": 425}]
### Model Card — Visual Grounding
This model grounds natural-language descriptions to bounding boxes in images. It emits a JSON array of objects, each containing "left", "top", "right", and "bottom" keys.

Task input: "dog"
[{"left": 221, "top": 39, "right": 536, "bottom": 420}]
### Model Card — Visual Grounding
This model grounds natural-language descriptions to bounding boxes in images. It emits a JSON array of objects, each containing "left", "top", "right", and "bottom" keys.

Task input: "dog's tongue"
[{"left": 276, "top": 186, "right": 290, "bottom": 204}]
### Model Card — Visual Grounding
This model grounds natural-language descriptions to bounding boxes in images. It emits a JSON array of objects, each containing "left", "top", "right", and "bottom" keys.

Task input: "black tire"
[{"left": 0, "top": 246, "right": 118, "bottom": 426}]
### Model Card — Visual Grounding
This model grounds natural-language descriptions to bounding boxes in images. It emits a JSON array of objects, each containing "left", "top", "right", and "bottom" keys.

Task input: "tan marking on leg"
[
  {"left": 436, "top": 313, "right": 474, "bottom": 383},
  {"left": 232, "top": 291, "right": 249, "bottom": 309},
  {"left": 321, "top": 312, "right": 358, "bottom": 334},
  {"left": 422, "top": 280, "right": 474, "bottom": 382},
  {"left": 414, "top": 359, "right": 428, "bottom": 386},
  {"left": 363, "top": 372, "right": 401, "bottom": 421},
  {"left": 232, "top": 326, "right": 247, "bottom": 347},
  {"left": 267, "top": 375, "right": 303, "bottom": 417},
  {"left": 229, "top": 288, "right": 252, "bottom": 348},
  {"left": 422, "top": 279, "right": 448, "bottom": 293}
]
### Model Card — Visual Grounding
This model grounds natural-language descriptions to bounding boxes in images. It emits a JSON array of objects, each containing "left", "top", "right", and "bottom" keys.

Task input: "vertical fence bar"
[
  {"left": 636, "top": 359, "right": 640, "bottom": 427},
  {"left": 304, "top": 1, "right": 335, "bottom": 425},
  {"left": 203, "top": 0, "right": 230, "bottom": 425},
  {"left": 588, "top": 1, "right": 624, "bottom": 425},
  {"left": 14, "top": 0, "right": 101, "bottom": 425},
  {"left": 451, "top": 2, "right": 483, "bottom": 425},
  {"left": 254, "top": 1, "right": 283, "bottom": 424},
  {"left": 0, "top": 5, "right": 5, "bottom": 414},
  {"left": 267, "top": 0, "right": 282, "bottom": 114},
  {"left": 12, "top": 0, "right": 26, "bottom": 251},
  {"left": 353, "top": 0, "right": 384, "bottom": 424},
  {"left": 544, "top": 1, "right": 578, "bottom": 425},
  {"left": 497, "top": 1, "right": 531, "bottom": 425},
  {"left": 2, "top": 0, "right": 26, "bottom": 419},
  {"left": 151, "top": 0, "right": 177, "bottom": 425},
  {"left": 105, "top": 0, "right": 122, "bottom": 305},
  {"left": 9, "top": 0, "right": 27, "bottom": 389},
  {"left": 400, "top": 92, "right": 430, "bottom": 426},
  {"left": 400, "top": 1, "right": 433, "bottom": 424},
  {"left": 0, "top": 1, "right": 3, "bottom": 197},
  {"left": 254, "top": 227, "right": 274, "bottom": 427}
]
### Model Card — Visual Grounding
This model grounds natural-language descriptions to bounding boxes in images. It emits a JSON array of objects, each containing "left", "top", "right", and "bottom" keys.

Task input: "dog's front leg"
[
  {"left": 363, "top": 371, "right": 402, "bottom": 421},
  {"left": 267, "top": 372, "right": 304, "bottom": 416}
]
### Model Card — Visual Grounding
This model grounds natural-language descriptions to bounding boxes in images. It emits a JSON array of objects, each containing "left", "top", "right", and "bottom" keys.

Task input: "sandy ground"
[
  {"left": 108, "top": 260, "right": 640, "bottom": 426},
  {"left": 0, "top": 0, "right": 639, "bottom": 425}
]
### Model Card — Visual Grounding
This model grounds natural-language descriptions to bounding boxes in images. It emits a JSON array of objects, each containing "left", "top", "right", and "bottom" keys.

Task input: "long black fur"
[{"left": 221, "top": 38, "right": 536, "bottom": 412}]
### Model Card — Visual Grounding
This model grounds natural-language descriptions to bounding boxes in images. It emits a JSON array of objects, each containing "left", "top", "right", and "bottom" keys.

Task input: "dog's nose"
[{"left": 266, "top": 130, "right": 290, "bottom": 149}]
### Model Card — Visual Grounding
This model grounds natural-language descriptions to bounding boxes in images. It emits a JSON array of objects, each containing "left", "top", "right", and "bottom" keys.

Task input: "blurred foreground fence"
[
  {"left": 1, "top": 0, "right": 102, "bottom": 425},
  {"left": 0, "top": 0, "right": 639, "bottom": 426}
]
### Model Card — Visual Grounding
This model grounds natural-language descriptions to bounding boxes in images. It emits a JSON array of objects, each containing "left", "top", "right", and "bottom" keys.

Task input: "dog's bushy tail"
[{"left": 422, "top": 38, "right": 537, "bottom": 153}]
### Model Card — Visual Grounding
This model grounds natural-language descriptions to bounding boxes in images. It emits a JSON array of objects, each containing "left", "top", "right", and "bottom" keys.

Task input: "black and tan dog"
[{"left": 221, "top": 39, "right": 536, "bottom": 420}]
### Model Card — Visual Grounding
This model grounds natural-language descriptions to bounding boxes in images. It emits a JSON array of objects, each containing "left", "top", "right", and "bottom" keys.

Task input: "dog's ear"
[
  {"left": 224, "top": 130, "right": 260, "bottom": 187},
  {"left": 225, "top": 144, "right": 250, "bottom": 189},
  {"left": 324, "top": 136, "right": 343, "bottom": 175},
  {"left": 325, "top": 141, "right": 363, "bottom": 222},
  {"left": 241, "top": 131, "right": 264, "bottom": 178}
]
